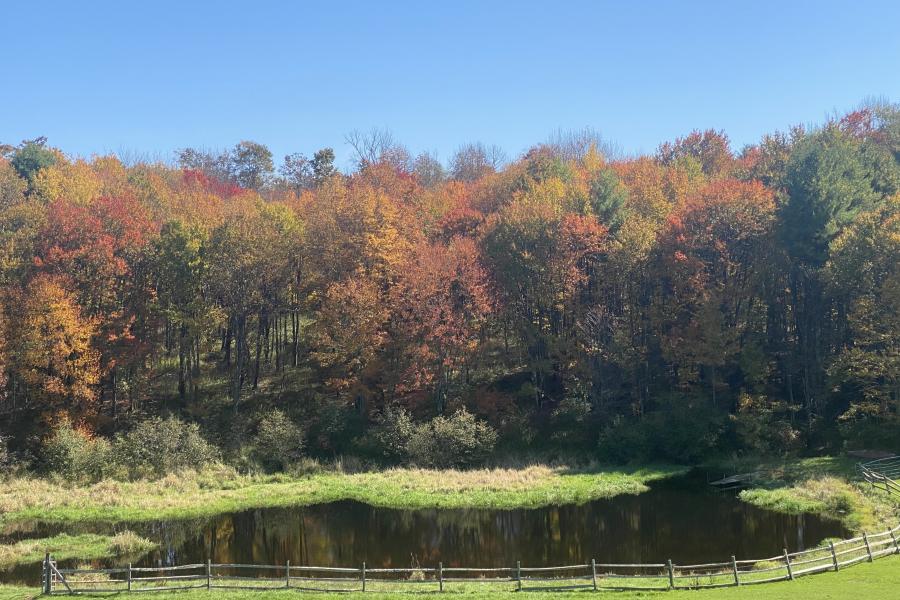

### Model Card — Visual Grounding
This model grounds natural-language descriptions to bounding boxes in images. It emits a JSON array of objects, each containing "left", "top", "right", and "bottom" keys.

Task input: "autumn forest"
[{"left": 1, "top": 104, "right": 899, "bottom": 472}]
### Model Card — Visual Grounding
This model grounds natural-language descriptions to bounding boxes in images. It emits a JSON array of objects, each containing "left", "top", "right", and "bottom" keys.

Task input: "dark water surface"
[{"left": 1, "top": 472, "right": 848, "bottom": 584}]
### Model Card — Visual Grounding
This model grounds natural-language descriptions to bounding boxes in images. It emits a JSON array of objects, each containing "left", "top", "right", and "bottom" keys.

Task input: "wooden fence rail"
[
  {"left": 42, "top": 523, "right": 900, "bottom": 595},
  {"left": 859, "top": 456, "right": 900, "bottom": 495}
]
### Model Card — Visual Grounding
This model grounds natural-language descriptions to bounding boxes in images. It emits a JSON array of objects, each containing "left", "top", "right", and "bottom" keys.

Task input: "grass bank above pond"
[
  {"left": 710, "top": 455, "right": 900, "bottom": 532},
  {"left": 0, "top": 464, "right": 686, "bottom": 527},
  {"left": 1, "top": 554, "right": 897, "bottom": 600}
]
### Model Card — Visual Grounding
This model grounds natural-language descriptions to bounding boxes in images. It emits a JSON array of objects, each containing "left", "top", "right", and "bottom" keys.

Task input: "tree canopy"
[{"left": 2, "top": 107, "right": 900, "bottom": 464}]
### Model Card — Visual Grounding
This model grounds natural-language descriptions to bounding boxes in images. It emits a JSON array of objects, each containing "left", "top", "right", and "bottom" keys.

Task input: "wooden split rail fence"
[
  {"left": 859, "top": 456, "right": 900, "bottom": 496},
  {"left": 42, "top": 523, "right": 900, "bottom": 595}
]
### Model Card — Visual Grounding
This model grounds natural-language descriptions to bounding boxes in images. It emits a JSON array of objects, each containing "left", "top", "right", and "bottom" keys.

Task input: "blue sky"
[{"left": 2, "top": 1, "right": 899, "bottom": 169}]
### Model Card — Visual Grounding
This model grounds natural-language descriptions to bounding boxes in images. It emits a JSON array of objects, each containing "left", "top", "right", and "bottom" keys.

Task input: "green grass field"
[
  {"left": 727, "top": 456, "right": 900, "bottom": 531},
  {"left": 1, "top": 554, "right": 897, "bottom": 600},
  {"left": 0, "top": 464, "right": 685, "bottom": 527}
]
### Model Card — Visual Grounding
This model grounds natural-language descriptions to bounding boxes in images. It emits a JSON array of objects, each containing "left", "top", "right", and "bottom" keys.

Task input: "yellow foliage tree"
[
  {"left": 91, "top": 155, "right": 130, "bottom": 198},
  {"left": 6, "top": 275, "right": 100, "bottom": 416},
  {"left": 31, "top": 158, "right": 101, "bottom": 205}
]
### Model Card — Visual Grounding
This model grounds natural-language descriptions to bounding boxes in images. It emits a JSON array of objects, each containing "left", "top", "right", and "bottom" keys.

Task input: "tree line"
[{"left": 1, "top": 105, "right": 899, "bottom": 467}]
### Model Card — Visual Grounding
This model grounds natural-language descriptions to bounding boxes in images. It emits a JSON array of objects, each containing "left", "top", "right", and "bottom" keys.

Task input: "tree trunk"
[
  {"left": 178, "top": 323, "right": 188, "bottom": 402},
  {"left": 232, "top": 314, "right": 246, "bottom": 409},
  {"left": 223, "top": 323, "right": 233, "bottom": 367},
  {"left": 253, "top": 313, "right": 264, "bottom": 389},
  {"left": 292, "top": 311, "right": 300, "bottom": 367}
]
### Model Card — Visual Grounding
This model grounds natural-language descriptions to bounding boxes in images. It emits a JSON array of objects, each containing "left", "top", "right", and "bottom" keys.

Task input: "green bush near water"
[
  {"left": 113, "top": 416, "right": 219, "bottom": 479},
  {"left": 42, "top": 416, "right": 219, "bottom": 483},
  {"left": 41, "top": 418, "right": 113, "bottom": 482},
  {"left": 364, "top": 405, "right": 416, "bottom": 462},
  {"left": 40, "top": 408, "right": 501, "bottom": 481},
  {"left": 598, "top": 405, "right": 725, "bottom": 463},
  {"left": 361, "top": 407, "right": 497, "bottom": 469},
  {"left": 407, "top": 409, "right": 498, "bottom": 468},
  {"left": 252, "top": 409, "right": 305, "bottom": 470}
]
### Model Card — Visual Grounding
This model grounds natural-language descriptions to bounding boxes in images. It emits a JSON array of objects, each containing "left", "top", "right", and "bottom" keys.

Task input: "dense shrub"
[
  {"left": 598, "top": 406, "right": 725, "bottom": 464},
  {"left": 365, "top": 405, "right": 415, "bottom": 462},
  {"left": 730, "top": 414, "right": 803, "bottom": 456},
  {"left": 113, "top": 416, "right": 219, "bottom": 479},
  {"left": 408, "top": 408, "right": 497, "bottom": 468},
  {"left": 596, "top": 416, "right": 651, "bottom": 463},
  {"left": 0, "top": 434, "right": 9, "bottom": 470},
  {"left": 724, "top": 393, "right": 803, "bottom": 455},
  {"left": 654, "top": 408, "right": 725, "bottom": 462},
  {"left": 41, "top": 418, "right": 112, "bottom": 482},
  {"left": 304, "top": 400, "right": 366, "bottom": 456},
  {"left": 547, "top": 396, "right": 594, "bottom": 449},
  {"left": 494, "top": 406, "right": 538, "bottom": 450},
  {"left": 252, "top": 409, "right": 304, "bottom": 470},
  {"left": 837, "top": 417, "right": 900, "bottom": 453}
]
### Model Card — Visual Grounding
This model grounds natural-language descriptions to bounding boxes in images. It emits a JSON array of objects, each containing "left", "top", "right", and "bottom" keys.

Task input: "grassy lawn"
[
  {"left": 722, "top": 456, "right": 900, "bottom": 532},
  {"left": 0, "top": 464, "right": 686, "bottom": 528},
  {"left": 0, "top": 554, "right": 897, "bottom": 600}
]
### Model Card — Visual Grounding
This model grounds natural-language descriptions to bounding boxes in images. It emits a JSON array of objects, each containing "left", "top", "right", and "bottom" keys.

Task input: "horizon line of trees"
[{"left": 1, "top": 102, "right": 899, "bottom": 465}]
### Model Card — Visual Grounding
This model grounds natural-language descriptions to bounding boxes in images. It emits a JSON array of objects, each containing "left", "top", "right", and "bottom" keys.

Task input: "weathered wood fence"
[
  {"left": 42, "top": 523, "right": 900, "bottom": 595},
  {"left": 859, "top": 456, "right": 900, "bottom": 496}
]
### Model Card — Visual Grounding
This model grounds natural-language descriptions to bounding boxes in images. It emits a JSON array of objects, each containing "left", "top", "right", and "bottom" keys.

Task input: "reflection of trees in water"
[
  {"left": 0, "top": 516, "right": 218, "bottom": 585},
  {"left": 153, "top": 491, "right": 845, "bottom": 570},
  {"left": 136, "top": 517, "right": 218, "bottom": 567}
]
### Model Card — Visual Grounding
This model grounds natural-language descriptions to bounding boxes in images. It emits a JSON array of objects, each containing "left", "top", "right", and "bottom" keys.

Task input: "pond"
[{"left": 1, "top": 471, "right": 849, "bottom": 584}]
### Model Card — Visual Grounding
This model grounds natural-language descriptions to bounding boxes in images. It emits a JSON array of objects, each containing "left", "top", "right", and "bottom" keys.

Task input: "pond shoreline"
[
  {"left": 0, "top": 465, "right": 685, "bottom": 571},
  {"left": 1, "top": 465, "right": 852, "bottom": 582},
  {"left": 0, "top": 464, "right": 687, "bottom": 529},
  {"left": 706, "top": 456, "right": 900, "bottom": 532},
  {"left": 3, "top": 457, "right": 894, "bottom": 573}
]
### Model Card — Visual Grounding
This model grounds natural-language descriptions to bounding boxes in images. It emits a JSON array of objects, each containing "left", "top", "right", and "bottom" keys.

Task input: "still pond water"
[{"left": 2, "top": 472, "right": 848, "bottom": 583}]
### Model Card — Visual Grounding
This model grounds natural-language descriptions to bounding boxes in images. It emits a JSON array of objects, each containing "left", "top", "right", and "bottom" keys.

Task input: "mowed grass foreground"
[
  {"left": 1, "top": 555, "right": 897, "bottom": 600},
  {"left": 0, "top": 464, "right": 686, "bottom": 527}
]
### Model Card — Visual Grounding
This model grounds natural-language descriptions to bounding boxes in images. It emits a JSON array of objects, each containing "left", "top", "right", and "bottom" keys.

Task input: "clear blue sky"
[{"left": 2, "top": 0, "right": 899, "bottom": 169}]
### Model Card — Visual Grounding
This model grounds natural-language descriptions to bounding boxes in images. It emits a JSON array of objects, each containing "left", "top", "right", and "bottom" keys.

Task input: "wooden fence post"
[
  {"left": 438, "top": 562, "right": 443, "bottom": 592},
  {"left": 783, "top": 549, "right": 794, "bottom": 580},
  {"left": 206, "top": 559, "right": 211, "bottom": 589},
  {"left": 43, "top": 552, "right": 51, "bottom": 595},
  {"left": 890, "top": 529, "right": 900, "bottom": 554},
  {"left": 285, "top": 560, "right": 290, "bottom": 588},
  {"left": 361, "top": 561, "right": 366, "bottom": 592},
  {"left": 127, "top": 563, "right": 132, "bottom": 591},
  {"left": 516, "top": 561, "right": 522, "bottom": 591},
  {"left": 829, "top": 541, "right": 839, "bottom": 571},
  {"left": 592, "top": 559, "right": 599, "bottom": 591},
  {"left": 863, "top": 533, "right": 873, "bottom": 562},
  {"left": 731, "top": 555, "right": 739, "bottom": 586},
  {"left": 665, "top": 559, "right": 674, "bottom": 590}
]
